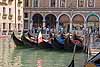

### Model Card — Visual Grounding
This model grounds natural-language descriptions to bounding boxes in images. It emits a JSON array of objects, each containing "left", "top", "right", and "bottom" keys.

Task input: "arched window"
[
  {"left": 78, "top": 0, "right": 85, "bottom": 7},
  {"left": 33, "top": 0, "right": 39, "bottom": 7},
  {"left": 24, "top": 0, "right": 29, "bottom": 7},
  {"left": 60, "top": 0, "right": 65, "bottom": 7},
  {"left": 88, "top": 0, "right": 95, "bottom": 7},
  {"left": 50, "top": 0, "right": 56, "bottom": 7}
]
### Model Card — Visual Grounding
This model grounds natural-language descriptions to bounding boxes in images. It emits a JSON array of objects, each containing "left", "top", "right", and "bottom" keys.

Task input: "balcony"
[
  {"left": 8, "top": 0, "right": 13, "bottom": 2},
  {"left": 18, "top": 16, "right": 21, "bottom": 20},
  {"left": 18, "top": 0, "right": 22, "bottom": 4},
  {"left": 2, "top": 0, "right": 7, "bottom": 5},
  {"left": 2, "top": 14, "right": 7, "bottom": 19},
  {"left": 8, "top": 0, "right": 13, "bottom": 5},
  {"left": 0, "top": 2, "right": 7, "bottom": 5},
  {"left": 8, "top": 14, "right": 13, "bottom": 20}
]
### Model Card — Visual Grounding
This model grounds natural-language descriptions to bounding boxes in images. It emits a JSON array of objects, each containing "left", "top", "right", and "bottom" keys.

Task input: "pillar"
[
  {"left": 70, "top": 18, "right": 72, "bottom": 33},
  {"left": 56, "top": 20, "right": 59, "bottom": 33}
]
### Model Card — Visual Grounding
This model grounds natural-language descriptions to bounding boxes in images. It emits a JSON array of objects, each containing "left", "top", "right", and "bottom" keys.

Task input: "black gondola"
[
  {"left": 52, "top": 37, "right": 64, "bottom": 49},
  {"left": 11, "top": 32, "right": 25, "bottom": 48},
  {"left": 64, "top": 35, "right": 83, "bottom": 51},
  {"left": 51, "top": 34, "right": 65, "bottom": 49},
  {"left": 21, "top": 34, "right": 37, "bottom": 48},
  {"left": 27, "top": 33, "right": 53, "bottom": 49},
  {"left": 27, "top": 32, "right": 33, "bottom": 38}
]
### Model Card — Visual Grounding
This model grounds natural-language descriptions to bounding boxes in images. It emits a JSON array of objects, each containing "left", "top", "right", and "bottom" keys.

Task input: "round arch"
[
  {"left": 58, "top": 14, "right": 70, "bottom": 32},
  {"left": 72, "top": 14, "right": 85, "bottom": 33},
  {"left": 86, "top": 13, "right": 100, "bottom": 34},
  {"left": 57, "top": 13, "right": 71, "bottom": 21},
  {"left": 45, "top": 14, "right": 56, "bottom": 28},
  {"left": 86, "top": 13, "right": 99, "bottom": 22},
  {"left": 32, "top": 13, "right": 43, "bottom": 27},
  {"left": 86, "top": 13, "right": 100, "bottom": 22}
]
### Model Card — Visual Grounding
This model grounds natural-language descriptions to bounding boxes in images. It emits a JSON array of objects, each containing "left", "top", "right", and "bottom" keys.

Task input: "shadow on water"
[{"left": 26, "top": 47, "right": 84, "bottom": 53}]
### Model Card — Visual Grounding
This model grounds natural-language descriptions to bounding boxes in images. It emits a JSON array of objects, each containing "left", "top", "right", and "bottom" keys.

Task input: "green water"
[
  {"left": 12, "top": 48, "right": 86, "bottom": 67},
  {"left": 0, "top": 38, "right": 86, "bottom": 67}
]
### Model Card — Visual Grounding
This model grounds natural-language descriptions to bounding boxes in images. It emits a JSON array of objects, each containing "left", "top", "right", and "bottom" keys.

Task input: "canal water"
[{"left": 0, "top": 37, "right": 86, "bottom": 67}]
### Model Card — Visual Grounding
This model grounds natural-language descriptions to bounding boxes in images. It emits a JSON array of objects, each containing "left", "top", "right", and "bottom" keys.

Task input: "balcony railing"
[
  {"left": 2, "top": 14, "right": 7, "bottom": 19},
  {"left": 2, "top": 0, "right": 7, "bottom": 5},
  {"left": 0, "top": 2, "right": 7, "bottom": 5},
  {"left": 18, "top": 0, "right": 22, "bottom": 4},
  {"left": 8, "top": 0, "right": 13, "bottom": 2},
  {"left": 18, "top": 15, "right": 21, "bottom": 20},
  {"left": 8, "top": 14, "right": 13, "bottom": 20}
]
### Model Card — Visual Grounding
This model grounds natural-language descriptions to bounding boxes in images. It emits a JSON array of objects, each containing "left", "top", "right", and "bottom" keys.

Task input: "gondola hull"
[
  {"left": 64, "top": 38, "right": 83, "bottom": 51},
  {"left": 38, "top": 41, "right": 53, "bottom": 49},
  {"left": 11, "top": 32, "right": 26, "bottom": 48},
  {"left": 21, "top": 34, "right": 37, "bottom": 48},
  {"left": 27, "top": 33, "right": 53, "bottom": 49},
  {"left": 52, "top": 38, "right": 64, "bottom": 49}
]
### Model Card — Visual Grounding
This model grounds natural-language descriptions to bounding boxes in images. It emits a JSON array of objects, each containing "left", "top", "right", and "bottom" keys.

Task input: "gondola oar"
[{"left": 67, "top": 43, "right": 77, "bottom": 67}]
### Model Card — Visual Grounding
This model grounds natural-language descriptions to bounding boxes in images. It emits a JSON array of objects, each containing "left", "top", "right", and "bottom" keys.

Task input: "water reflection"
[{"left": 0, "top": 37, "right": 86, "bottom": 67}]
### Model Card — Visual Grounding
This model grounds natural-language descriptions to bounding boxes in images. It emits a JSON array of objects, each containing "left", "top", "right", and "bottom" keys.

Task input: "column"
[
  {"left": 70, "top": 18, "right": 72, "bottom": 33},
  {"left": 99, "top": 20, "right": 100, "bottom": 34},
  {"left": 43, "top": 19, "right": 46, "bottom": 34},
  {"left": 70, "top": 10, "right": 73, "bottom": 33},
  {"left": 56, "top": 20, "right": 59, "bottom": 33}
]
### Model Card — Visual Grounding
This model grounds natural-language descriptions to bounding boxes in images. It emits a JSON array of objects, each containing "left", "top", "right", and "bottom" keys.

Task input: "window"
[
  {"left": 9, "top": 8, "right": 11, "bottom": 15},
  {"left": 24, "top": 20, "right": 28, "bottom": 29},
  {"left": 3, "top": 7, "right": 6, "bottom": 14},
  {"left": 24, "top": 13, "right": 28, "bottom": 18},
  {"left": 24, "top": 0, "right": 29, "bottom": 7},
  {"left": 60, "top": 0, "right": 65, "bottom": 7},
  {"left": 50, "top": 0, "right": 56, "bottom": 7},
  {"left": 88, "top": 0, "right": 95, "bottom": 7},
  {"left": 18, "top": 9, "right": 20, "bottom": 16},
  {"left": 33, "top": 0, "right": 38, "bottom": 7},
  {"left": 3, "top": 23, "right": 5, "bottom": 29},
  {"left": 78, "top": 0, "right": 85, "bottom": 7},
  {"left": 18, "top": 24, "right": 20, "bottom": 30},
  {"left": 9, "top": 23, "right": 11, "bottom": 30}
]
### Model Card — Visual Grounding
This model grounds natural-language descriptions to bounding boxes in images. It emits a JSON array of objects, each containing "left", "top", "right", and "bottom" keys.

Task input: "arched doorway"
[
  {"left": 45, "top": 14, "right": 56, "bottom": 32},
  {"left": 72, "top": 14, "right": 84, "bottom": 34},
  {"left": 59, "top": 14, "right": 70, "bottom": 33},
  {"left": 32, "top": 13, "right": 43, "bottom": 33},
  {"left": 87, "top": 13, "right": 99, "bottom": 34}
]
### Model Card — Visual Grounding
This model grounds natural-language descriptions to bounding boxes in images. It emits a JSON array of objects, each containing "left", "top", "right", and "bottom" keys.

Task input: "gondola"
[
  {"left": 21, "top": 34, "right": 37, "bottom": 48},
  {"left": 85, "top": 52, "right": 100, "bottom": 67},
  {"left": 38, "top": 40, "right": 53, "bottom": 49},
  {"left": 11, "top": 32, "right": 25, "bottom": 48},
  {"left": 51, "top": 36, "right": 65, "bottom": 49},
  {"left": 27, "top": 32, "right": 33, "bottom": 38},
  {"left": 64, "top": 34, "right": 83, "bottom": 51},
  {"left": 27, "top": 33, "right": 53, "bottom": 49}
]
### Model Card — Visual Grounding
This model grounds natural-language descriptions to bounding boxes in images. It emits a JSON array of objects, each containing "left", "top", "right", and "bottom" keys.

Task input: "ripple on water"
[{"left": 11, "top": 48, "right": 86, "bottom": 67}]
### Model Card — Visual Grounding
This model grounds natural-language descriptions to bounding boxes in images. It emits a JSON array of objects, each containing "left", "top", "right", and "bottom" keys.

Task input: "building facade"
[
  {"left": 24, "top": 0, "right": 100, "bottom": 34},
  {"left": 0, "top": 0, "right": 23, "bottom": 35}
]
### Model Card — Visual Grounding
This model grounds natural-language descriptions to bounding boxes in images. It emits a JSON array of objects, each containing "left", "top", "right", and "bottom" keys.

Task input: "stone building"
[
  {"left": 24, "top": 0, "right": 100, "bottom": 34},
  {"left": 0, "top": 0, "right": 23, "bottom": 35}
]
